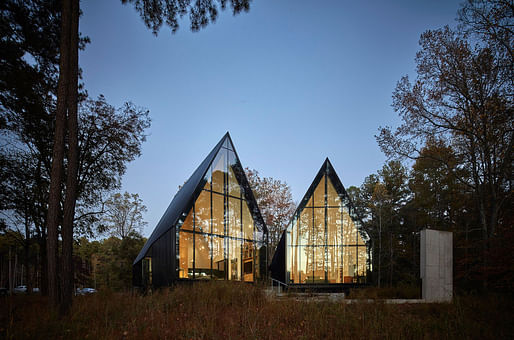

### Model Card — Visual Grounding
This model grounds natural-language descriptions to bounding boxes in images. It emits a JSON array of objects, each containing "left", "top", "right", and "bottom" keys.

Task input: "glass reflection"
[
  {"left": 228, "top": 152, "right": 241, "bottom": 198},
  {"left": 179, "top": 231, "right": 193, "bottom": 279},
  {"left": 176, "top": 142, "right": 265, "bottom": 282},
  {"left": 242, "top": 201, "right": 253, "bottom": 240},
  {"left": 195, "top": 190, "right": 210, "bottom": 233},
  {"left": 313, "top": 245, "right": 326, "bottom": 282},
  {"left": 285, "top": 173, "right": 368, "bottom": 284},
  {"left": 299, "top": 210, "right": 312, "bottom": 246},
  {"left": 212, "top": 235, "right": 225, "bottom": 279},
  {"left": 181, "top": 208, "right": 194, "bottom": 231},
  {"left": 313, "top": 208, "right": 325, "bottom": 245},
  {"left": 228, "top": 197, "right": 241, "bottom": 238},
  {"left": 242, "top": 241, "right": 254, "bottom": 282},
  {"left": 212, "top": 193, "right": 224, "bottom": 235},
  {"left": 212, "top": 151, "right": 226, "bottom": 194},
  {"left": 195, "top": 233, "right": 210, "bottom": 278},
  {"left": 313, "top": 175, "right": 325, "bottom": 207},
  {"left": 327, "top": 177, "right": 340, "bottom": 207},
  {"left": 228, "top": 238, "right": 241, "bottom": 281}
]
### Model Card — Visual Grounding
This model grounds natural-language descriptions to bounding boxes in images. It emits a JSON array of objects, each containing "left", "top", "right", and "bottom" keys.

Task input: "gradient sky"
[{"left": 79, "top": 0, "right": 462, "bottom": 237}]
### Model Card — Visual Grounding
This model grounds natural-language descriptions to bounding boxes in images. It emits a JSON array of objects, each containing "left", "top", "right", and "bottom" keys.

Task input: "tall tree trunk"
[
  {"left": 389, "top": 231, "right": 393, "bottom": 286},
  {"left": 60, "top": 0, "right": 80, "bottom": 315},
  {"left": 378, "top": 207, "right": 382, "bottom": 288},
  {"left": 24, "top": 211, "right": 31, "bottom": 294},
  {"left": 8, "top": 247, "right": 13, "bottom": 294},
  {"left": 47, "top": 0, "right": 71, "bottom": 308},
  {"left": 39, "top": 237, "right": 48, "bottom": 295}
]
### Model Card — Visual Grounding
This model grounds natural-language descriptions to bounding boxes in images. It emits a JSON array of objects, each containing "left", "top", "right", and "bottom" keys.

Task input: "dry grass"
[{"left": 1, "top": 282, "right": 512, "bottom": 339}]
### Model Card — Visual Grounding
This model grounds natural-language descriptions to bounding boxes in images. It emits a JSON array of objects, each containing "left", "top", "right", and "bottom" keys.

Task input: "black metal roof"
[{"left": 134, "top": 132, "right": 266, "bottom": 265}]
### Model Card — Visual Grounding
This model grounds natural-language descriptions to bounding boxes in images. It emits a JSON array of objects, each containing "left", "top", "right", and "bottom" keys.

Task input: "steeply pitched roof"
[
  {"left": 270, "top": 158, "right": 370, "bottom": 273},
  {"left": 134, "top": 132, "right": 266, "bottom": 264},
  {"left": 294, "top": 158, "right": 367, "bottom": 227}
]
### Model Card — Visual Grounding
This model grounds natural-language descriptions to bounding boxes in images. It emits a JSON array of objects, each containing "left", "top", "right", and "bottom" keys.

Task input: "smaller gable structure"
[{"left": 270, "top": 158, "right": 370, "bottom": 286}]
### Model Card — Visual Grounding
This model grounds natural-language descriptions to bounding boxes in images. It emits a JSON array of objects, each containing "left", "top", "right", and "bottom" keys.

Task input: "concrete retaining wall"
[{"left": 420, "top": 229, "right": 453, "bottom": 302}]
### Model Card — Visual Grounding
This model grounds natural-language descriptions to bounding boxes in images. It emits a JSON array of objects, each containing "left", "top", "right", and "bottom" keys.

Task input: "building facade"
[
  {"left": 271, "top": 158, "right": 370, "bottom": 286},
  {"left": 133, "top": 133, "right": 268, "bottom": 288}
]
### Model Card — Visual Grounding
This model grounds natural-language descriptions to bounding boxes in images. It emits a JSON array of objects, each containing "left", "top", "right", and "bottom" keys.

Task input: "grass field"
[{"left": 1, "top": 282, "right": 512, "bottom": 339}]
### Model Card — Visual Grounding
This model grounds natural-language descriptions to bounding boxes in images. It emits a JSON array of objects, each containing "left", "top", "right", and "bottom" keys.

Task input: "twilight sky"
[{"left": 79, "top": 0, "right": 462, "bottom": 237}]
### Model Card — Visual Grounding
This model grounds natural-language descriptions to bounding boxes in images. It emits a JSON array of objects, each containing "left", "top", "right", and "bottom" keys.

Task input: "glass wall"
[
  {"left": 177, "top": 141, "right": 264, "bottom": 282},
  {"left": 286, "top": 174, "right": 368, "bottom": 284}
]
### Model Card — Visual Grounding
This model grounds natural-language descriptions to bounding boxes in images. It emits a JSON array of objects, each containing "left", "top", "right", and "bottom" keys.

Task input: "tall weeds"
[{"left": 1, "top": 282, "right": 512, "bottom": 339}]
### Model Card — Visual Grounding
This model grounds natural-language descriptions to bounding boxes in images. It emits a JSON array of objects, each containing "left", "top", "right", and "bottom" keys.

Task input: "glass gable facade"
[
  {"left": 133, "top": 133, "right": 267, "bottom": 288},
  {"left": 281, "top": 160, "right": 369, "bottom": 285},
  {"left": 177, "top": 140, "right": 266, "bottom": 282}
]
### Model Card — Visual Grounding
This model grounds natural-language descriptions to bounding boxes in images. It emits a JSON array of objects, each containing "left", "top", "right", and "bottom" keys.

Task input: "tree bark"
[
  {"left": 39, "top": 237, "right": 48, "bottom": 295},
  {"left": 46, "top": 0, "right": 72, "bottom": 308},
  {"left": 60, "top": 0, "right": 80, "bottom": 315},
  {"left": 24, "top": 211, "right": 32, "bottom": 294}
]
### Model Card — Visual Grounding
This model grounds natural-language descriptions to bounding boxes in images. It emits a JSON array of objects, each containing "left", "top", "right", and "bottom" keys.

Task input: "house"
[
  {"left": 133, "top": 133, "right": 268, "bottom": 288},
  {"left": 270, "top": 158, "right": 370, "bottom": 287}
]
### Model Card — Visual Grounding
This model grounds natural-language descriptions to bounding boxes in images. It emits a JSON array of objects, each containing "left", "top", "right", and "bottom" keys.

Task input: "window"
[{"left": 284, "top": 167, "right": 368, "bottom": 284}]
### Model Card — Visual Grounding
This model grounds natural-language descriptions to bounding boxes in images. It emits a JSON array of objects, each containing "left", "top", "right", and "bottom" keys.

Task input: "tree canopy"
[{"left": 375, "top": 0, "right": 512, "bottom": 289}]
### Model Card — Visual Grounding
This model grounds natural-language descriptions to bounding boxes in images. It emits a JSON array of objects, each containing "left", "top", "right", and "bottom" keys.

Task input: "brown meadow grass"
[{"left": 1, "top": 281, "right": 512, "bottom": 339}]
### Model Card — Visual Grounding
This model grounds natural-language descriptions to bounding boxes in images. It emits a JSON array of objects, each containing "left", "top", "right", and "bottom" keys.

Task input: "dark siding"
[
  {"left": 270, "top": 232, "right": 285, "bottom": 283},
  {"left": 133, "top": 261, "right": 142, "bottom": 287},
  {"left": 151, "top": 228, "right": 174, "bottom": 288}
]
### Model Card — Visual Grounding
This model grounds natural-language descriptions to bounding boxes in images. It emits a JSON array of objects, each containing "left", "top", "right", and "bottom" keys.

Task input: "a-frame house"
[
  {"left": 133, "top": 133, "right": 268, "bottom": 288},
  {"left": 270, "top": 158, "right": 369, "bottom": 287}
]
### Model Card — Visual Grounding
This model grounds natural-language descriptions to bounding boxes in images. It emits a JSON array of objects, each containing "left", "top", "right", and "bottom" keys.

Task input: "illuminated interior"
[
  {"left": 177, "top": 139, "right": 264, "bottom": 282},
  {"left": 285, "top": 171, "right": 369, "bottom": 284}
]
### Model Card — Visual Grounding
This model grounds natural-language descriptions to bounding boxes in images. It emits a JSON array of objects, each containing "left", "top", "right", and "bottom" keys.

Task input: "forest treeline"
[
  {"left": 0, "top": 230, "right": 146, "bottom": 292},
  {"left": 0, "top": 0, "right": 511, "bottom": 315},
  {"left": 347, "top": 157, "right": 512, "bottom": 291},
  {"left": 350, "top": 0, "right": 513, "bottom": 291},
  {"left": 0, "top": 0, "right": 251, "bottom": 313}
]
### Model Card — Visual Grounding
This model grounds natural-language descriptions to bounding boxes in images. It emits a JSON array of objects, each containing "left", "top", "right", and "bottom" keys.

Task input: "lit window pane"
[
  {"left": 228, "top": 197, "right": 241, "bottom": 239},
  {"left": 357, "top": 224, "right": 366, "bottom": 245},
  {"left": 242, "top": 241, "right": 254, "bottom": 282},
  {"left": 195, "top": 233, "right": 210, "bottom": 279},
  {"left": 195, "top": 190, "right": 210, "bottom": 233},
  {"left": 357, "top": 246, "right": 367, "bottom": 277},
  {"left": 212, "top": 193, "right": 224, "bottom": 235},
  {"left": 313, "top": 208, "right": 325, "bottom": 246},
  {"left": 327, "top": 208, "right": 340, "bottom": 245},
  {"left": 313, "top": 175, "right": 325, "bottom": 207},
  {"left": 299, "top": 209, "right": 312, "bottom": 246},
  {"left": 327, "top": 177, "right": 340, "bottom": 207},
  {"left": 342, "top": 208, "right": 353, "bottom": 245},
  {"left": 313, "top": 245, "right": 326, "bottom": 283},
  {"left": 180, "top": 208, "right": 193, "bottom": 231},
  {"left": 179, "top": 231, "right": 193, "bottom": 279},
  {"left": 290, "top": 245, "right": 301, "bottom": 283},
  {"left": 343, "top": 246, "right": 357, "bottom": 282},
  {"left": 228, "top": 238, "right": 241, "bottom": 281},
  {"left": 305, "top": 195, "right": 313, "bottom": 207},
  {"left": 299, "top": 246, "right": 312, "bottom": 283},
  {"left": 242, "top": 201, "right": 254, "bottom": 240},
  {"left": 228, "top": 152, "right": 241, "bottom": 198},
  {"left": 212, "top": 150, "right": 226, "bottom": 194},
  {"left": 212, "top": 235, "right": 225, "bottom": 279},
  {"left": 327, "top": 246, "right": 342, "bottom": 283}
]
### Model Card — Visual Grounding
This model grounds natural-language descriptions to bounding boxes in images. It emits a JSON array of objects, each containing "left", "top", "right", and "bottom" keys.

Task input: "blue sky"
[{"left": 80, "top": 0, "right": 462, "bottom": 237}]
